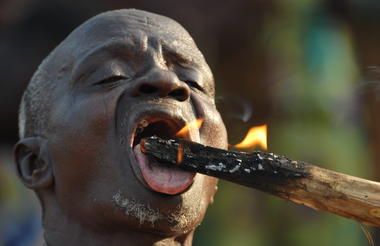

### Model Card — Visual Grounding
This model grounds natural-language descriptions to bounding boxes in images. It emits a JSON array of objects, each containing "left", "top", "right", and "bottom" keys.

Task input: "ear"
[{"left": 13, "top": 137, "right": 53, "bottom": 189}]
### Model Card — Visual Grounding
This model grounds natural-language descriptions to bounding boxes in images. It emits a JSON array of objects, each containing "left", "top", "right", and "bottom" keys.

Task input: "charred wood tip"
[{"left": 141, "top": 136, "right": 309, "bottom": 187}]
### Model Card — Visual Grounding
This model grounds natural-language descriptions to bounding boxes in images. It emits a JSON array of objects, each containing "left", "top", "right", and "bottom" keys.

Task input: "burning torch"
[{"left": 140, "top": 120, "right": 380, "bottom": 228}]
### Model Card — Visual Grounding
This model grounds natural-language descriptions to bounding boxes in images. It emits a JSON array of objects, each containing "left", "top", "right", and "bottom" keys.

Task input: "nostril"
[
  {"left": 169, "top": 88, "right": 189, "bottom": 101},
  {"left": 139, "top": 84, "right": 158, "bottom": 94}
]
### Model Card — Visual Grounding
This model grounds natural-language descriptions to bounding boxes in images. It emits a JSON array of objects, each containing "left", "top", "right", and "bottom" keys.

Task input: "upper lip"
[{"left": 123, "top": 103, "right": 198, "bottom": 148}]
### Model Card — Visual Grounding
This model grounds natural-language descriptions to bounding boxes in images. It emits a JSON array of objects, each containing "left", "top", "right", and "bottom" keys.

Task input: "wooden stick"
[{"left": 141, "top": 136, "right": 380, "bottom": 228}]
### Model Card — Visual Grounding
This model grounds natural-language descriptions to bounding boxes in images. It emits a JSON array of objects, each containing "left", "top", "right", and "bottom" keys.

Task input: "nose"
[{"left": 131, "top": 68, "right": 190, "bottom": 101}]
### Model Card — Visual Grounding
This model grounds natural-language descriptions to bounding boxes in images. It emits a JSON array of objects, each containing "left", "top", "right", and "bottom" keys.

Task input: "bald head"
[{"left": 19, "top": 9, "right": 212, "bottom": 139}]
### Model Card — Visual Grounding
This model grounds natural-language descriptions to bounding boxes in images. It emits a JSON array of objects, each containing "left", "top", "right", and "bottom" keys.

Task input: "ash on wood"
[{"left": 141, "top": 136, "right": 380, "bottom": 228}]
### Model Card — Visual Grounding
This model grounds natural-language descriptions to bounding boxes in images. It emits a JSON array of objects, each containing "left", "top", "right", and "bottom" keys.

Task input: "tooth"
[
  {"left": 139, "top": 120, "right": 149, "bottom": 128},
  {"left": 136, "top": 120, "right": 149, "bottom": 135}
]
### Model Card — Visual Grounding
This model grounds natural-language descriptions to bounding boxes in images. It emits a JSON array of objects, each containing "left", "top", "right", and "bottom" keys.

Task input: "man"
[{"left": 14, "top": 9, "right": 227, "bottom": 246}]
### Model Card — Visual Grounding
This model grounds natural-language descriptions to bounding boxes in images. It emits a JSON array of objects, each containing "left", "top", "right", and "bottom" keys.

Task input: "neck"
[
  {"left": 42, "top": 208, "right": 194, "bottom": 246},
  {"left": 43, "top": 221, "right": 194, "bottom": 246}
]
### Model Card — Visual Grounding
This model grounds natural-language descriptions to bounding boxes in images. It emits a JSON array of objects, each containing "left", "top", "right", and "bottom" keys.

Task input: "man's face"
[{"left": 46, "top": 11, "right": 227, "bottom": 235}]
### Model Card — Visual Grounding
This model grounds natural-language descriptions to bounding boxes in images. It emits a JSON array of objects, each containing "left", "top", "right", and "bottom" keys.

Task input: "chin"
[{"left": 109, "top": 173, "right": 217, "bottom": 236}]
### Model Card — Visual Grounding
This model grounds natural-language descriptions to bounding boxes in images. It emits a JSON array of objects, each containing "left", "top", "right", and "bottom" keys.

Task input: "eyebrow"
[
  {"left": 162, "top": 44, "right": 201, "bottom": 67},
  {"left": 71, "top": 37, "right": 137, "bottom": 83}
]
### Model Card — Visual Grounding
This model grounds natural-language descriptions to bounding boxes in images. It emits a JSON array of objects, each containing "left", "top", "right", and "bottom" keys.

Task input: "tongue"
[{"left": 133, "top": 144, "right": 195, "bottom": 195}]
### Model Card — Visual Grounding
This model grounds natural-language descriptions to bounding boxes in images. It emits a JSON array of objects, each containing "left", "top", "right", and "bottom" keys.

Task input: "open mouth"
[
  {"left": 131, "top": 117, "right": 196, "bottom": 195},
  {"left": 132, "top": 118, "right": 181, "bottom": 148}
]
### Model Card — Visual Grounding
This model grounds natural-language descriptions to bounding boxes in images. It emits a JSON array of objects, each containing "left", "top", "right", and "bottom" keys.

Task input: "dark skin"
[{"left": 14, "top": 9, "right": 227, "bottom": 246}]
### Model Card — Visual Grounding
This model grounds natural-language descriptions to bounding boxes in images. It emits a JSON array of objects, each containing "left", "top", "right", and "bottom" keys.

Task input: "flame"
[
  {"left": 175, "top": 119, "right": 204, "bottom": 138},
  {"left": 234, "top": 124, "right": 267, "bottom": 150},
  {"left": 177, "top": 143, "right": 184, "bottom": 164}
]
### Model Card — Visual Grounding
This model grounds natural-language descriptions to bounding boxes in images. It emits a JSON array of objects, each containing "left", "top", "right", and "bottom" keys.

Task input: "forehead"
[{"left": 66, "top": 10, "right": 205, "bottom": 65}]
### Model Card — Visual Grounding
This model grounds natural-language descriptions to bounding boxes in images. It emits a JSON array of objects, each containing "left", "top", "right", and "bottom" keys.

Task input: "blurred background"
[{"left": 1, "top": 0, "right": 380, "bottom": 245}]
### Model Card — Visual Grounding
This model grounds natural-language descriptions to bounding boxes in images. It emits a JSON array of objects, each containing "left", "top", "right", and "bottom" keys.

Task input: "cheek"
[
  {"left": 48, "top": 92, "right": 121, "bottom": 208},
  {"left": 200, "top": 176, "right": 218, "bottom": 205},
  {"left": 192, "top": 94, "right": 228, "bottom": 149}
]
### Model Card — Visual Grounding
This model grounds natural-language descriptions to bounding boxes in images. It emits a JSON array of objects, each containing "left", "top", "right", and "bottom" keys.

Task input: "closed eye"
[
  {"left": 185, "top": 80, "right": 204, "bottom": 92},
  {"left": 94, "top": 75, "right": 127, "bottom": 86}
]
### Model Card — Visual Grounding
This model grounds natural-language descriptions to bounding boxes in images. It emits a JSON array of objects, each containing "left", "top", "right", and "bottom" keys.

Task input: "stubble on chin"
[{"left": 112, "top": 190, "right": 203, "bottom": 233}]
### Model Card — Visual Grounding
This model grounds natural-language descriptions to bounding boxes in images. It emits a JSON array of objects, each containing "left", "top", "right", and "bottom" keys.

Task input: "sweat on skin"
[{"left": 14, "top": 9, "right": 227, "bottom": 246}]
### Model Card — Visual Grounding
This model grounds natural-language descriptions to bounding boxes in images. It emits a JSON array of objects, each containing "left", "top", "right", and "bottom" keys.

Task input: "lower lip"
[{"left": 133, "top": 144, "right": 196, "bottom": 195}]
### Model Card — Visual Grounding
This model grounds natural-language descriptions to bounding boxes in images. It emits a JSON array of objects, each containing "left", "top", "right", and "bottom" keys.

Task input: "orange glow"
[
  {"left": 234, "top": 125, "right": 267, "bottom": 150},
  {"left": 140, "top": 139, "right": 147, "bottom": 153},
  {"left": 177, "top": 143, "right": 184, "bottom": 164},
  {"left": 175, "top": 119, "right": 204, "bottom": 138}
]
